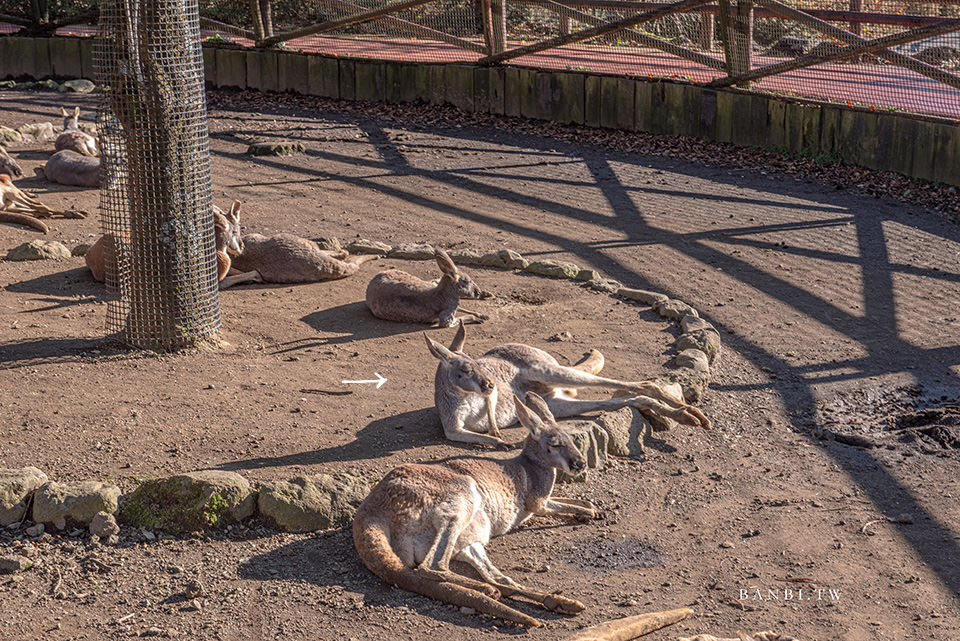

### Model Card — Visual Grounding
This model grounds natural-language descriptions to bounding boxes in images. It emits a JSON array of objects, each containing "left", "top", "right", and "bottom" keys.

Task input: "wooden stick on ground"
[{"left": 563, "top": 607, "right": 694, "bottom": 641}]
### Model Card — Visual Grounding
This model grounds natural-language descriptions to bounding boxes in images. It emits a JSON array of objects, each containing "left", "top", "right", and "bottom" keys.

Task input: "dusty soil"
[{"left": 1, "top": 89, "right": 959, "bottom": 641}]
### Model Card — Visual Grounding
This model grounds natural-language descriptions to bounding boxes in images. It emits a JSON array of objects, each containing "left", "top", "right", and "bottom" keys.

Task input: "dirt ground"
[{"left": 1, "top": 89, "right": 959, "bottom": 641}]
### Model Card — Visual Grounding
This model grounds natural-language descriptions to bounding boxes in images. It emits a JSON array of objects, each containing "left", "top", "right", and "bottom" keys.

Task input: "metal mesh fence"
[{"left": 95, "top": 0, "right": 221, "bottom": 350}]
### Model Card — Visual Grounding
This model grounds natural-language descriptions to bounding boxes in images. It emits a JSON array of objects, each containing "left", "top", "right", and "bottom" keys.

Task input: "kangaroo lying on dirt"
[
  {"left": 0, "top": 145, "right": 22, "bottom": 178},
  {"left": 426, "top": 322, "right": 711, "bottom": 446},
  {"left": 365, "top": 248, "right": 490, "bottom": 327},
  {"left": 43, "top": 149, "right": 100, "bottom": 187},
  {"left": 86, "top": 201, "right": 252, "bottom": 287},
  {"left": 55, "top": 107, "right": 98, "bottom": 157},
  {"left": 221, "top": 232, "right": 379, "bottom": 287},
  {"left": 353, "top": 392, "right": 597, "bottom": 628}
]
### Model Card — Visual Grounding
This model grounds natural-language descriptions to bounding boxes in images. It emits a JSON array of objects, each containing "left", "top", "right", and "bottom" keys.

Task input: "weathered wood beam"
[
  {"left": 258, "top": 0, "right": 437, "bottom": 48},
  {"left": 709, "top": 17, "right": 960, "bottom": 87},
  {"left": 324, "top": 0, "right": 485, "bottom": 53},
  {"left": 756, "top": 0, "right": 960, "bottom": 92},
  {"left": 477, "top": 0, "right": 712, "bottom": 65},
  {"left": 199, "top": 17, "right": 255, "bottom": 41},
  {"left": 526, "top": 0, "right": 725, "bottom": 70}
]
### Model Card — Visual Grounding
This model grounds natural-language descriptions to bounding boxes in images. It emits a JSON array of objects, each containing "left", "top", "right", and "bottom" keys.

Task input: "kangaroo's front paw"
[
  {"left": 543, "top": 593, "right": 585, "bottom": 615},
  {"left": 474, "top": 313, "right": 490, "bottom": 322}
]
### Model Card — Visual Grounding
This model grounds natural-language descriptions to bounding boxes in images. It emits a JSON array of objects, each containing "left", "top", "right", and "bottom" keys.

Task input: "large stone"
[
  {"left": 451, "top": 248, "right": 528, "bottom": 270},
  {"left": 120, "top": 470, "right": 255, "bottom": 535},
  {"left": 595, "top": 407, "right": 652, "bottom": 458},
  {"left": 0, "top": 555, "right": 33, "bottom": 574},
  {"left": 617, "top": 287, "right": 669, "bottom": 306},
  {"left": 89, "top": 511, "right": 120, "bottom": 538},
  {"left": 655, "top": 298, "right": 699, "bottom": 321},
  {"left": 16, "top": 122, "right": 55, "bottom": 143},
  {"left": 311, "top": 236, "right": 341, "bottom": 253},
  {"left": 345, "top": 239, "right": 392, "bottom": 255},
  {"left": 32, "top": 480, "right": 121, "bottom": 530},
  {"left": 657, "top": 367, "right": 711, "bottom": 404},
  {"left": 0, "top": 467, "right": 48, "bottom": 526},
  {"left": 524, "top": 259, "right": 581, "bottom": 279},
  {"left": 0, "top": 125, "right": 22, "bottom": 143},
  {"left": 246, "top": 140, "right": 305, "bottom": 156},
  {"left": 676, "top": 329, "right": 722, "bottom": 365},
  {"left": 496, "top": 249, "right": 528, "bottom": 269},
  {"left": 6, "top": 240, "right": 72, "bottom": 261},
  {"left": 388, "top": 243, "right": 435, "bottom": 260},
  {"left": 587, "top": 278, "right": 622, "bottom": 293},
  {"left": 680, "top": 314, "right": 716, "bottom": 334},
  {"left": 675, "top": 348, "right": 710, "bottom": 373},
  {"left": 258, "top": 473, "right": 373, "bottom": 533},
  {"left": 62, "top": 78, "right": 95, "bottom": 93}
]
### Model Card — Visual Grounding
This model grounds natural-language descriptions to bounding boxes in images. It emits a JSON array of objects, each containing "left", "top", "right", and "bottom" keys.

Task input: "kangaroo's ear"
[
  {"left": 435, "top": 249, "right": 458, "bottom": 276},
  {"left": 523, "top": 392, "right": 555, "bottom": 423},
  {"left": 73, "top": 106, "right": 80, "bottom": 118},
  {"left": 514, "top": 394, "right": 545, "bottom": 436},
  {"left": 449, "top": 319, "right": 466, "bottom": 352},
  {"left": 229, "top": 200, "right": 241, "bottom": 222},
  {"left": 424, "top": 333, "right": 456, "bottom": 362}
]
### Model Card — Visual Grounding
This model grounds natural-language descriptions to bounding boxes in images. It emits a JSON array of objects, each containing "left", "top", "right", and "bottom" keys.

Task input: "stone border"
[{"left": 1, "top": 243, "right": 720, "bottom": 549}]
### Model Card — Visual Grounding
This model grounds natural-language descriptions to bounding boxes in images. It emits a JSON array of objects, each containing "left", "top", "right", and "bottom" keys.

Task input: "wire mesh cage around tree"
[{"left": 95, "top": 0, "right": 221, "bottom": 351}]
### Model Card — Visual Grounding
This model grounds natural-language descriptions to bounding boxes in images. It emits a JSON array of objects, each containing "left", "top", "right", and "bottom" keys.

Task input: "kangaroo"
[
  {"left": 365, "top": 249, "right": 490, "bottom": 327},
  {"left": 85, "top": 201, "right": 256, "bottom": 288},
  {"left": 0, "top": 145, "right": 22, "bottom": 178},
  {"left": 353, "top": 392, "right": 597, "bottom": 628},
  {"left": 55, "top": 107, "right": 98, "bottom": 157},
  {"left": 426, "top": 322, "right": 711, "bottom": 446},
  {"left": 221, "top": 232, "right": 379, "bottom": 287},
  {"left": 43, "top": 150, "right": 100, "bottom": 188}
]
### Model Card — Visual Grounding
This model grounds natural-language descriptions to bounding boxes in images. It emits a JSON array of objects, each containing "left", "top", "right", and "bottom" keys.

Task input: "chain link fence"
[{"left": 95, "top": 0, "right": 220, "bottom": 350}]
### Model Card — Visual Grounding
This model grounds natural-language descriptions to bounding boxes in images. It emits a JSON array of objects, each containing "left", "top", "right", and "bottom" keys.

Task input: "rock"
[
  {"left": 62, "top": 78, "right": 96, "bottom": 93},
  {"left": 120, "top": 470, "right": 256, "bottom": 534},
  {"left": 676, "top": 329, "right": 722, "bottom": 365},
  {"left": 587, "top": 278, "right": 622, "bottom": 293},
  {"left": 16, "top": 122, "right": 56, "bottom": 143},
  {"left": 344, "top": 239, "right": 391, "bottom": 255},
  {"left": 0, "top": 467, "right": 48, "bottom": 526},
  {"left": 657, "top": 367, "right": 711, "bottom": 404},
  {"left": 37, "top": 79, "right": 63, "bottom": 92},
  {"left": 0, "top": 80, "right": 15, "bottom": 89},
  {"left": 547, "top": 331, "right": 572, "bottom": 342},
  {"left": 6, "top": 240, "right": 72, "bottom": 261},
  {"left": 310, "top": 236, "right": 341, "bottom": 253},
  {"left": 0, "top": 555, "right": 33, "bottom": 574},
  {"left": 142, "top": 626, "right": 164, "bottom": 637},
  {"left": 680, "top": 314, "right": 716, "bottom": 334},
  {"left": 576, "top": 268, "right": 601, "bottom": 281},
  {"left": 26, "top": 523, "right": 44, "bottom": 537},
  {"left": 89, "top": 511, "right": 120, "bottom": 538},
  {"left": 616, "top": 287, "right": 669, "bottom": 306},
  {"left": 655, "top": 298, "right": 699, "bottom": 321},
  {"left": 895, "top": 513, "right": 914, "bottom": 525},
  {"left": 388, "top": 243, "right": 435, "bottom": 260},
  {"left": 524, "top": 259, "right": 581, "bottom": 279},
  {"left": 496, "top": 249, "right": 528, "bottom": 269},
  {"left": 675, "top": 348, "right": 710, "bottom": 373},
  {"left": 0, "top": 125, "right": 22, "bottom": 143},
  {"left": 32, "top": 480, "right": 120, "bottom": 530},
  {"left": 257, "top": 472, "right": 373, "bottom": 533},
  {"left": 71, "top": 243, "right": 92, "bottom": 257},
  {"left": 595, "top": 407, "right": 653, "bottom": 458},
  {"left": 246, "top": 140, "right": 305, "bottom": 156}
]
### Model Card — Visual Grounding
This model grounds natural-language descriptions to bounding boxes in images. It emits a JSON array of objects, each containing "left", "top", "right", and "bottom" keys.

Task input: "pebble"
[{"left": 719, "top": 541, "right": 735, "bottom": 549}]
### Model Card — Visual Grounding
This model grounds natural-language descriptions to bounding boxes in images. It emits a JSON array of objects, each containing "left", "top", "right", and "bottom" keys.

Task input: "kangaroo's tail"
[{"left": 352, "top": 517, "right": 541, "bottom": 627}]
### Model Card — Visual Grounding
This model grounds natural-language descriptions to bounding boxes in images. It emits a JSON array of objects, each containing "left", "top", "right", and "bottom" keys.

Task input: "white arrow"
[{"left": 341, "top": 372, "right": 388, "bottom": 389}]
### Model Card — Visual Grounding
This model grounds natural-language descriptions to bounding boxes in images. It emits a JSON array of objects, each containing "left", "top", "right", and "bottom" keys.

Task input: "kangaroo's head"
[
  {"left": 61, "top": 106, "right": 80, "bottom": 130},
  {"left": 435, "top": 249, "right": 491, "bottom": 300},
  {"left": 515, "top": 392, "right": 586, "bottom": 477},
  {"left": 425, "top": 323, "right": 497, "bottom": 396},
  {"left": 213, "top": 200, "right": 244, "bottom": 256}
]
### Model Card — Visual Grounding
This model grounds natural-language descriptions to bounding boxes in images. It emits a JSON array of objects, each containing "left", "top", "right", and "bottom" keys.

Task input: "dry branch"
[{"left": 563, "top": 607, "right": 694, "bottom": 641}]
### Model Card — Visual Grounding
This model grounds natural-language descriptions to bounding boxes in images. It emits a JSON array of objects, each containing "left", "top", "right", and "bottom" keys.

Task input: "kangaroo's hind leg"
[
  {"left": 456, "top": 542, "right": 585, "bottom": 614},
  {"left": 561, "top": 349, "right": 605, "bottom": 398}
]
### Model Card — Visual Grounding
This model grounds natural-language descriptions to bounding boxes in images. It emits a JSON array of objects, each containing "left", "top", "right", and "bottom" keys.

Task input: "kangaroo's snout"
[{"left": 481, "top": 378, "right": 496, "bottom": 393}]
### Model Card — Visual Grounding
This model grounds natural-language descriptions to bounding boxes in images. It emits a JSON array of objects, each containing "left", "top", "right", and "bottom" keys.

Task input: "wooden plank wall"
[{"left": 2, "top": 36, "right": 958, "bottom": 187}]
